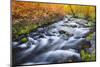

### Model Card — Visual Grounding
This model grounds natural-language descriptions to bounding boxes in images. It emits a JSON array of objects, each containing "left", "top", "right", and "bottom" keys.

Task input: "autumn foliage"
[
  {"left": 12, "top": 0, "right": 96, "bottom": 24},
  {"left": 12, "top": 0, "right": 66, "bottom": 24},
  {"left": 12, "top": 0, "right": 96, "bottom": 41}
]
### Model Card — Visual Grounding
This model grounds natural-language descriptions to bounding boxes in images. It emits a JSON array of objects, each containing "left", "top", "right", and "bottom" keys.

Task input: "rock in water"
[{"left": 61, "top": 38, "right": 91, "bottom": 50}]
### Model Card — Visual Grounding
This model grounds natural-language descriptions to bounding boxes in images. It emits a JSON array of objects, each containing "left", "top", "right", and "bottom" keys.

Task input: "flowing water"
[{"left": 12, "top": 15, "right": 95, "bottom": 65}]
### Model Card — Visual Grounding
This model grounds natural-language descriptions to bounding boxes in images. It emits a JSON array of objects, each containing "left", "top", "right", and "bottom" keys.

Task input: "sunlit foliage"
[{"left": 12, "top": 0, "right": 96, "bottom": 41}]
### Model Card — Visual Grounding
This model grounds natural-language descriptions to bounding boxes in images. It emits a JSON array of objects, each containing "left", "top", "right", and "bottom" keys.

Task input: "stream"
[{"left": 12, "top": 15, "right": 95, "bottom": 65}]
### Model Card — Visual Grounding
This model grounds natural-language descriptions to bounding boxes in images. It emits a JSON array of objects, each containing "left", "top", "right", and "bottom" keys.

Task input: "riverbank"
[{"left": 12, "top": 13, "right": 64, "bottom": 41}]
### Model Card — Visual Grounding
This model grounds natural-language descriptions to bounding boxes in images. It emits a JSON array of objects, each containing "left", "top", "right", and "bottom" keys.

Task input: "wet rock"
[
  {"left": 29, "top": 33, "right": 39, "bottom": 39},
  {"left": 65, "top": 15, "right": 73, "bottom": 19},
  {"left": 63, "top": 18, "right": 68, "bottom": 23},
  {"left": 73, "top": 28, "right": 90, "bottom": 38},
  {"left": 70, "top": 18, "right": 77, "bottom": 21},
  {"left": 59, "top": 30, "right": 66, "bottom": 34},
  {"left": 58, "top": 27, "right": 75, "bottom": 35},
  {"left": 61, "top": 38, "right": 91, "bottom": 50},
  {"left": 47, "top": 28, "right": 59, "bottom": 36},
  {"left": 64, "top": 21, "right": 79, "bottom": 28},
  {"left": 75, "top": 19, "right": 88, "bottom": 23},
  {"left": 12, "top": 42, "right": 18, "bottom": 47}
]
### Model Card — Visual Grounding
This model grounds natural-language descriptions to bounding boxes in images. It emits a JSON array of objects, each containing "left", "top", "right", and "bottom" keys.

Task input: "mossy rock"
[
  {"left": 87, "top": 21, "right": 95, "bottom": 27},
  {"left": 59, "top": 30, "right": 66, "bottom": 34},
  {"left": 21, "top": 37, "right": 28, "bottom": 43},
  {"left": 80, "top": 50, "right": 91, "bottom": 61},
  {"left": 86, "top": 33, "right": 94, "bottom": 40},
  {"left": 80, "top": 50, "right": 96, "bottom": 62}
]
